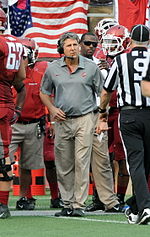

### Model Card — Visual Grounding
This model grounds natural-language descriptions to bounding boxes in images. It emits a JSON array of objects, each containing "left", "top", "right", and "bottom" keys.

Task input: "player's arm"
[
  {"left": 141, "top": 80, "right": 150, "bottom": 97},
  {"left": 12, "top": 58, "right": 26, "bottom": 112},
  {"left": 15, "top": 58, "right": 26, "bottom": 81}
]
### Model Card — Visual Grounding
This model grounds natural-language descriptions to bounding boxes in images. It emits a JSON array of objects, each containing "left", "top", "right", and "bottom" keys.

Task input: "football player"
[{"left": 0, "top": 8, "right": 26, "bottom": 218}]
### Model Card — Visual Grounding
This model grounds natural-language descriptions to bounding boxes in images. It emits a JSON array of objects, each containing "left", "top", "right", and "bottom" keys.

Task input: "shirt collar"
[{"left": 60, "top": 55, "right": 85, "bottom": 69}]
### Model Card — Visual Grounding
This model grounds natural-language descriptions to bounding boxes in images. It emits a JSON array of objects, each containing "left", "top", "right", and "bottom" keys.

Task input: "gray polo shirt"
[{"left": 40, "top": 55, "right": 104, "bottom": 116}]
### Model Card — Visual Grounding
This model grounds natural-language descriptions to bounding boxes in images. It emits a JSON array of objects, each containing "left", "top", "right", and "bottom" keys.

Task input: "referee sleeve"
[{"left": 103, "top": 60, "right": 118, "bottom": 92}]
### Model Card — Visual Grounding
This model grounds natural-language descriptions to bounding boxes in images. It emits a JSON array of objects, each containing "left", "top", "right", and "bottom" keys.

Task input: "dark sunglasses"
[{"left": 83, "top": 41, "right": 98, "bottom": 47}]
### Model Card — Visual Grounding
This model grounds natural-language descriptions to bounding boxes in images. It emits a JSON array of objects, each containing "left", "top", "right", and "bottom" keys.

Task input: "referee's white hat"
[{"left": 131, "top": 24, "right": 150, "bottom": 42}]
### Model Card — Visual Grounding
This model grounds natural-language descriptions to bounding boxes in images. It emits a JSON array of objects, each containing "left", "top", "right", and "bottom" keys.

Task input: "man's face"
[
  {"left": 63, "top": 38, "right": 80, "bottom": 59},
  {"left": 80, "top": 35, "right": 98, "bottom": 58}
]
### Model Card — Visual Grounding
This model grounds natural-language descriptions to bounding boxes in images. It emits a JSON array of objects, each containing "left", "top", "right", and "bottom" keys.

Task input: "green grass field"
[{"left": 1, "top": 192, "right": 149, "bottom": 237}]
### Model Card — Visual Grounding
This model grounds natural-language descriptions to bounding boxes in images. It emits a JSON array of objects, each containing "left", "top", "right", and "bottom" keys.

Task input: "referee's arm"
[
  {"left": 99, "top": 59, "right": 118, "bottom": 112},
  {"left": 141, "top": 80, "right": 150, "bottom": 97},
  {"left": 99, "top": 88, "right": 112, "bottom": 112},
  {"left": 96, "top": 61, "right": 118, "bottom": 134},
  {"left": 95, "top": 88, "right": 112, "bottom": 134}
]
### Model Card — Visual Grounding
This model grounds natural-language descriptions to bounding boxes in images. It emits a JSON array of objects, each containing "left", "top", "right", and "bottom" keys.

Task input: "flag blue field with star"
[{"left": 9, "top": 0, "right": 32, "bottom": 37}]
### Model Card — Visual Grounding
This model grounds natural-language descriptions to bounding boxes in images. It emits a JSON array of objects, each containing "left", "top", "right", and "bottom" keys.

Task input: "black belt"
[
  {"left": 66, "top": 114, "right": 85, "bottom": 119},
  {"left": 121, "top": 106, "right": 150, "bottom": 111},
  {"left": 17, "top": 117, "right": 43, "bottom": 124},
  {"left": 66, "top": 111, "right": 93, "bottom": 119}
]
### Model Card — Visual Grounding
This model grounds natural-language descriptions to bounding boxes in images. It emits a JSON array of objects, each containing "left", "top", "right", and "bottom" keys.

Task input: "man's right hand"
[
  {"left": 97, "top": 59, "right": 109, "bottom": 70},
  {"left": 51, "top": 107, "right": 66, "bottom": 121},
  {"left": 10, "top": 111, "right": 20, "bottom": 125}
]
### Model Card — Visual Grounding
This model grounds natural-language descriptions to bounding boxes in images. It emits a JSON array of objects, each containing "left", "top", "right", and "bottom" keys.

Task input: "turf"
[
  {"left": 1, "top": 216, "right": 150, "bottom": 237},
  {"left": 1, "top": 192, "right": 149, "bottom": 237}
]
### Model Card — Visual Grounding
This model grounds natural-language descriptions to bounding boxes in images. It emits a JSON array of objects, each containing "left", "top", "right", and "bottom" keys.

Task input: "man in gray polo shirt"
[{"left": 40, "top": 32, "right": 104, "bottom": 217}]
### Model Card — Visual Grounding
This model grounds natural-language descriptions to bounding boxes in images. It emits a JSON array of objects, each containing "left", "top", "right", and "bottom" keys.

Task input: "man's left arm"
[
  {"left": 96, "top": 60, "right": 118, "bottom": 134},
  {"left": 141, "top": 80, "right": 150, "bottom": 97},
  {"left": 11, "top": 59, "right": 26, "bottom": 123},
  {"left": 95, "top": 89, "right": 112, "bottom": 134}
]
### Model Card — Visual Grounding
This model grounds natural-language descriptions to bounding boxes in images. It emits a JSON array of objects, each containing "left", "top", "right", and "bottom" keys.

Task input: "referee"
[{"left": 98, "top": 24, "right": 150, "bottom": 225}]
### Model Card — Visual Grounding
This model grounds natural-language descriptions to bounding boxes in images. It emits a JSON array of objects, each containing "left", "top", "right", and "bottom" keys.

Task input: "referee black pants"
[{"left": 120, "top": 108, "right": 150, "bottom": 212}]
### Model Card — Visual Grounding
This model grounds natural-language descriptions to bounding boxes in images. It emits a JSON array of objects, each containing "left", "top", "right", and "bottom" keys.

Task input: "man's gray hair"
[{"left": 59, "top": 32, "right": 80, "bottom": 48}]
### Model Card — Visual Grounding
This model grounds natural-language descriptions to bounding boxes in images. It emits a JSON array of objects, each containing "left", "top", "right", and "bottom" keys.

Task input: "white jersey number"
[
  {"left": 133, "top": 51, "right": 149, "bottom": 81},
  {"left": 6, "top": 42, "right": 23, "bottom": 70}
]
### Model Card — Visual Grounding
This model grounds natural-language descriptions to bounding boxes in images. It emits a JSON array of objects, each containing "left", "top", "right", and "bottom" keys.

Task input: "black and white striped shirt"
[{"left": 103, "top": 47, "right": 150, "bottom": 107}]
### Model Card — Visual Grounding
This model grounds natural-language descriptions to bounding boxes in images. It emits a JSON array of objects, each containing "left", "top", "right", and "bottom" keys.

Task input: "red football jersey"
[
  {"left": 16, "top": 61, "right": 48, "bottom": 121},
  {"left": 0, "top": 34, "right": 24, "bottom": 109}
]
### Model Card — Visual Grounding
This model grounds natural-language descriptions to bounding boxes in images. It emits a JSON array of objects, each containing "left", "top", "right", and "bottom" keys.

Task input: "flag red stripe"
[
  {"left": 31, "top": 0, "right": 89, "bottom": 8},
  {"left": 38, "top": 52, "right": 60, "bottom": 58},
  {"left": 33, "top": 18, "right": 87, "bottom": 30},
  {"left": 17, "top": 0, "right": 27, "bottom": 9},
  {"left": 38, "top": 43, "right": 57, "bottom": 49}
]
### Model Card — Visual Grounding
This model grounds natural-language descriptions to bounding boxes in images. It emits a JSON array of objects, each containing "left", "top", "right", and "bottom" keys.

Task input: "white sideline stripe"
[
  {"left": 53, "top": 216, "right": 128, "bottom": 225},
  {"left": 11, "top": 210, "right": 128, "bottom": 224},
  {"left": 10, "top": 211, "right": 150, "bottom": 225}
]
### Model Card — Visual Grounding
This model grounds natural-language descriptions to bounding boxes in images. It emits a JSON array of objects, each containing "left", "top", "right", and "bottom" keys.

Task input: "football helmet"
[
  {"left": 94, "top": 18, "right": 118, "bottom": 41},
  {"left": 0, "top": 8, "right": 7, "bottom": 31},
  {"left": 19, "top": 37, "right": 39, "bottom": 65},
  {"left": 102, "top": 24, "right": 130, "bottom": 56}
]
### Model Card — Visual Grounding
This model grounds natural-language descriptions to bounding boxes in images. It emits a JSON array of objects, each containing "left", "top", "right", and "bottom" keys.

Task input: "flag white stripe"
[
  {"left": 8, "top": 0, "right": 18, "bottom": 6},
  {"left": 31, "top": 2, "right": 88, "bottom": 14},
  {"left": 114, "top": 0, "right": 119, "bottom": 22}
]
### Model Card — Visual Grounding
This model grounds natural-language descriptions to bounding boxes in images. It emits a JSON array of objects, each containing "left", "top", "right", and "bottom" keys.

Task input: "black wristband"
[
  {"left": 15, "top": 106, "right": 22, "bottom": 116},
  {"left": 15, "top": 83, "right": 25, "bottom": 93},
  {"left": 98, "top": 107, "right": 107, "bottom": 113},
  {"left": 15, "top": 106, "right": 22, "bottom": 112}
]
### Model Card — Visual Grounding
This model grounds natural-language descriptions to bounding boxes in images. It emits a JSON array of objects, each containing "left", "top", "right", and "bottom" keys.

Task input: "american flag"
[{"left": 9, "top": 0, "right": 89, "bottom": 58}]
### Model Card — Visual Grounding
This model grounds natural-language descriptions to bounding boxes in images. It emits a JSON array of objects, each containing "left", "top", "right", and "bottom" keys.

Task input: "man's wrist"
[
  {"left": 98, "top": 107, "right": 107, "bottom": 113},
  {"left": 99, "top": 118, "right": 107, "bottom": 122},
  {"left": 15, "top": 106, "right": 22, "bottom": 111},
  {"left": 15, "top": 106, "right": 22, "bottom": 116}
]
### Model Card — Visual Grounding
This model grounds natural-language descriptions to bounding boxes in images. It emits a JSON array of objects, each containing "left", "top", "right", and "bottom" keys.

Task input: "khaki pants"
[
  {"left": 91, "top": 113, "right": 119, "bottom": 209},
  {"left": 55, "top": 112, "right": 94, "bottom": 209}
]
